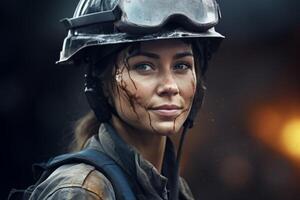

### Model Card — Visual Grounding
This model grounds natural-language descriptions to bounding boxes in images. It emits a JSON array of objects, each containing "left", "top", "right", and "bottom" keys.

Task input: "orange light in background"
[
  {"left": 281, "top": 119, "right": 300, "bottom": 159},
  {"left": 249, "top": 102, "right": 300, "bottom": 166}
]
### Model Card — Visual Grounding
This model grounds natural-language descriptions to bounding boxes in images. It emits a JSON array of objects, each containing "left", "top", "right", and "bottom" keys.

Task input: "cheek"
[
  {"left": 130, "top": 81, "right": 154, "bottom": 107},
  {"left": 178, "top": 73, "right": 197, "bottom": 101},
  {"left": 115, "top": 72, "right": 153, "bottom": 108}
]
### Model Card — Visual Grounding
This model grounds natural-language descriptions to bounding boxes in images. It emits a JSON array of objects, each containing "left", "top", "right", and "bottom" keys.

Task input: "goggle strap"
[{"left": 60, "top": 6, "right": 122, "bottom": 30}]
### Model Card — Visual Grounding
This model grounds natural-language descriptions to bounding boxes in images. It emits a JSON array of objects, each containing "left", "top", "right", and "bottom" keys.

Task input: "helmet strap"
[{"left": 85, "top": 63, "right": 115, "bottom": 122}]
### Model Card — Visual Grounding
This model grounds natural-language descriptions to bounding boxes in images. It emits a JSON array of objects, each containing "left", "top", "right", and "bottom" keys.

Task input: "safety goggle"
[{"left": 61, "top": 0, "right": 221, "bottom": 34}]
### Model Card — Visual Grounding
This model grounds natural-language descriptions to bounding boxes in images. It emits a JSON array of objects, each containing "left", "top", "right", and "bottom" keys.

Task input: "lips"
[
  {"left": 152, "top": 104, "right": 181, "bottom": 110},
  {"left": 150, "top": 104, "right": 182, "bottom": 117}
]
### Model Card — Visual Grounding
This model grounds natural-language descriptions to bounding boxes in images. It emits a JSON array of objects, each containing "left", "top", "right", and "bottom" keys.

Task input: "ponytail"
[{"left": 71, "top": 111, "right": 100, "bottom": 151}]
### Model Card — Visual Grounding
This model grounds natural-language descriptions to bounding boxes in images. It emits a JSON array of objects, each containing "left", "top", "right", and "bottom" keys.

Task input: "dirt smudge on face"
[
  {"left": 172, "top": 108, "right": 189, "bottom": 132},
  {"left": 146, "top": 109, "right": 161, "bottom": 134}
]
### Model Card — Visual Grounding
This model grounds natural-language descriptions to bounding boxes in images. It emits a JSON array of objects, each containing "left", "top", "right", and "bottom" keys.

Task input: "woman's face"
[{"left": 111, "top": 39, "right": 197, "bottom": 136}]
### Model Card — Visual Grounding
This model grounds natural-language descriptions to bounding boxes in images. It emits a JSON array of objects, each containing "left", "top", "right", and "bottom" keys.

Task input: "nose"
[{"left": 157, "top": 72, "right": 179, "bottom": 97}]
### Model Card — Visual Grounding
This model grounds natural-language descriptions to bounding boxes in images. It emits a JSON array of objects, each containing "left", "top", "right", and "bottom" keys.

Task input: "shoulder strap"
[{"left": 46, "top": 148, "right": 136, "bottom": 200}]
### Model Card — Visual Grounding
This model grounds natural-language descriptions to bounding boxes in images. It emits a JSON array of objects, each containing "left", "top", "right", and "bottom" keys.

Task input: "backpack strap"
[{"left": 46, "top": 148, "right": 136, "bottom": 200}]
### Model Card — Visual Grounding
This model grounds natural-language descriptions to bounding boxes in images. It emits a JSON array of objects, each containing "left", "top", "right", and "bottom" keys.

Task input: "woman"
[{"left": 28, "top": 0, "right": 224, "bottom": 199}]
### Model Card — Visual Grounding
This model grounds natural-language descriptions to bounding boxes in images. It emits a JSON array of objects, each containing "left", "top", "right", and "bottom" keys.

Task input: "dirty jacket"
[{"left": 29, "top": 123, "right": 195, "bottom": 200}]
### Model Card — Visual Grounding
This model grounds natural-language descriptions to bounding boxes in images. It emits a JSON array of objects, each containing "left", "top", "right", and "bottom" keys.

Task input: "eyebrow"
[
  {"left": 173, "top": 52, "right": 194, "bottom": 59},
  {"left": 133, "top": 51, "right": 160, "bottom": 59},
  {"left": 129, "top": 51, "right": 193, "bottom": 60}
]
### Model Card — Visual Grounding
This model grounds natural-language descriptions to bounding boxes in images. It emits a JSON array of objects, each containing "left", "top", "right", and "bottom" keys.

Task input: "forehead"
[{"left": 139, "top": 39, "right": 192, "bottom": 53}]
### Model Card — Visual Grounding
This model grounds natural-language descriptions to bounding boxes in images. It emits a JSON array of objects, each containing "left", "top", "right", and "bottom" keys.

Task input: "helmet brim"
[{"left": 57, "top": 28, "right": 224, "bottom": 65}]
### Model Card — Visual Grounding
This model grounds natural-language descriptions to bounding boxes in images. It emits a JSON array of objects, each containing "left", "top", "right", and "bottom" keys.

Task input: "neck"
[{"left": 111, "top": 116, "right": 166, "bottom": 173}]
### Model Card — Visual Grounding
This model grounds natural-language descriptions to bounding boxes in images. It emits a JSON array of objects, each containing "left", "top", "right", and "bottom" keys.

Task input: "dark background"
[{"left": 1, "top": 0, "right": 300, "bottom": 199}]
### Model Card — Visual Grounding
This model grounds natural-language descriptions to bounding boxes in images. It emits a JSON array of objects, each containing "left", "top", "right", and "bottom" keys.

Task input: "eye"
[
  {"left": 173, "top": 63, "right": 192, "bottom": 72},
  {"left": 133, "top": 63, "right": 154, "bottom": 72}
]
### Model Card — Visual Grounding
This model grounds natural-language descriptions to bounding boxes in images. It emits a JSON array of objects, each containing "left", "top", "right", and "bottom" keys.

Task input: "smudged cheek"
[
  {"left": 132, "top": 81, "right": 154, "bottom": 107},
  {"left": 176, "top": 75, "right": 197, "bottom": 106},
  {"left": 117, "top": 76, "right": 153, "bottom": 108}
]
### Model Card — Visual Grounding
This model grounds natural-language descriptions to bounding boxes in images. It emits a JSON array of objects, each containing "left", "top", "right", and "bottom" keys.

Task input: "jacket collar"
[{"left": 87, "top": 122, "right": 180, "bottom": 199}]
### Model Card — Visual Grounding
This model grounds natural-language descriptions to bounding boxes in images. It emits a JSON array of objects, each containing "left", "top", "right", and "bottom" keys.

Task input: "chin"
[{"left": 151, "top": 121, "right": 183, "bottom": 136}]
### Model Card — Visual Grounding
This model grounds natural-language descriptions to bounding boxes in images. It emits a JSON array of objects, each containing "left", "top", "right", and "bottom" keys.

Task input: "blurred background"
[{"left": 1, "top": 0, "right": 300, "bottom": 199}]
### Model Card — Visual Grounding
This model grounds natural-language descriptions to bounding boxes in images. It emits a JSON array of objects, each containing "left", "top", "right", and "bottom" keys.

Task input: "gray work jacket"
[{"left": 29, "top": 123, "right": 195, "bottom": 200}]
